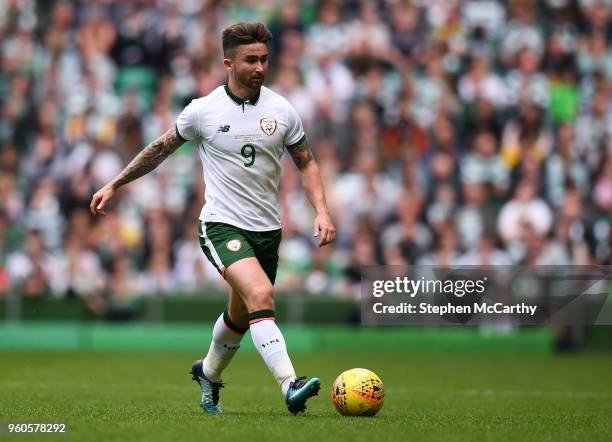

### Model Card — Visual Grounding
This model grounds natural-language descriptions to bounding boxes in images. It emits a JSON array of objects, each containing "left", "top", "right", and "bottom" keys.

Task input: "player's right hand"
[{"left": 90, "top": 184, "right": 115, "bottom": 216}]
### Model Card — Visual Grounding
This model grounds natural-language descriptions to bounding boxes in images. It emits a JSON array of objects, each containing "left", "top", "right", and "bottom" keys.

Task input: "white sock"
[
  {"left": 202, "top": 312, "right": 246, "bottom": 382},
  {"left": 249, "top": 314, "right": 296, "bottom": 397}
]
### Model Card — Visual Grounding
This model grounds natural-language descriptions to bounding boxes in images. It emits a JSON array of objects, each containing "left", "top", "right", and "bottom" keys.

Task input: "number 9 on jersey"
[{"left": 241, "top": 144, "right": 256, "bottom": 167}]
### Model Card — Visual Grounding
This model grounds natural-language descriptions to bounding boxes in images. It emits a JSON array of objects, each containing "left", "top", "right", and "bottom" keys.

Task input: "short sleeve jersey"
[{"left": 176, "top": 85, "right": 305, "bottom": 231}]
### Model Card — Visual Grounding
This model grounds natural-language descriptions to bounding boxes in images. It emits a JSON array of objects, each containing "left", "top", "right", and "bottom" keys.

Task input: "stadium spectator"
[
  {"left": 497, "top": 179, "right": 553, "bottom": 245},
  {"left": 0, "top": 0, "right": 610, "bottom": 303}
]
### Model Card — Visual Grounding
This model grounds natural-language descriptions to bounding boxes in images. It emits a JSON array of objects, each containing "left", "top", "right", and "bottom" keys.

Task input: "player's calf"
[
  {"left": 228, "top": 288, "right": 250, "bottom": 330},
  {"left": 192, "top": 310, "right": 247, "bottom": 414},
  {"left": 202, "top": 311, "right": 247, "bottom": 382},
  {"left": 248, "top": 309, "right": 321, "bottom": 413}
]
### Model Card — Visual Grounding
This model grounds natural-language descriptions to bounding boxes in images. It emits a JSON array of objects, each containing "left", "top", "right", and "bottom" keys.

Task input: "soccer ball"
[{"left": 332, "top": 368, "right": 385, "bottom": 416}]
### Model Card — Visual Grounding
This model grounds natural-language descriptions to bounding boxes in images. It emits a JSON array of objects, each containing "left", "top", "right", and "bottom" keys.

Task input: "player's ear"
[{"left": 223, "top": 58, "right": 232, "bottom": 71}]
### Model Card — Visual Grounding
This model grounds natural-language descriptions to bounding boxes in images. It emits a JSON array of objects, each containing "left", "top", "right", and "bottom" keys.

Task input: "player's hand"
[
  {"left": 313, "top": 212, "right": 336, "bottom": 247},
  {"left": 90, "top": 184, "right": 115, "bottom": 216}
]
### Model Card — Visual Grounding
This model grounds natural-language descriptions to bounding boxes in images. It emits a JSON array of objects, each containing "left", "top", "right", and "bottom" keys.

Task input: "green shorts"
[{"left": 198, "top": 221, "right": 282, "bottom": 284}]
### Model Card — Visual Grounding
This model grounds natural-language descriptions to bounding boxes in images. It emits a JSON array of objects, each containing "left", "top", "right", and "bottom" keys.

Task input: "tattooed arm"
[
  {"left": 287, "top": 138, "right": 336, "bottom": 246},
  {"left": 90, "top": 127, "right": 185, "bottom": 216}
]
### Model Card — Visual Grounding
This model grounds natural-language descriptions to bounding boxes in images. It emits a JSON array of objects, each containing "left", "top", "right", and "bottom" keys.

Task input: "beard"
[{"left": 234, "top": 69, "right": 264, "bottom": 90}]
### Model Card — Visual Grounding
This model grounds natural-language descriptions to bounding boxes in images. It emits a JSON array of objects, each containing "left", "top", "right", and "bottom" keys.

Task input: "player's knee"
[{"left": 247, "top": 284, "right": 274, "bottom": 311}]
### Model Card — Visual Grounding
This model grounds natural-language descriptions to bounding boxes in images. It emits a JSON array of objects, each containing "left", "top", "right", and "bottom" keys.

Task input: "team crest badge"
[
  {"left": 260, "top": 117, "right": 277, "bottom": 136},
  {"left": 226, "top": 239, "right": 242, "bottom": 252}
]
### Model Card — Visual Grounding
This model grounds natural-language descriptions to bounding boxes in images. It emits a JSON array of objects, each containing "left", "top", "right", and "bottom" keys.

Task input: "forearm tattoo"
[
  {"left": 288, "top": 138, "right": 314, "bottom": 170},
  {"left": 111, "top": 127, "right": 184, "bottom": 188}
]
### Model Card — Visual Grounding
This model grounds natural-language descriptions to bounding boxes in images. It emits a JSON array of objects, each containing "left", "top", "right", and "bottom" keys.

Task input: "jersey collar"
[{"left": 224, "top": 83, "right": 260, "bottom": 106}]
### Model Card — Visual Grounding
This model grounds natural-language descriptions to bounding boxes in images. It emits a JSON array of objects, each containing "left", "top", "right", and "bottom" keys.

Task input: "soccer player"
[{"left": 90, "top": 22, "right": 336, "bottom": 415}]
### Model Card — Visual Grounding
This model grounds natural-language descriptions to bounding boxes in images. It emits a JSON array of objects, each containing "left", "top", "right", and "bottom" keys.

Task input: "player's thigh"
[
  {"left": 198, "top": 221, "right": 254, "bottom": 276},
  {"left": 250, "top": 229, "right": 282, "bottom": 284},
  {"left": 224, "top": 257, "right": 275, "bottom": 313},
  {"left": 228, "top": 287, "right": 249, "bottom": 329}
]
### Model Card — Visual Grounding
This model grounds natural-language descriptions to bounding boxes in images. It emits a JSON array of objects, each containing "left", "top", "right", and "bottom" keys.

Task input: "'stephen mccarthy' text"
[{"left": 370, "top": 277, "right": 538, "bottom": 316}]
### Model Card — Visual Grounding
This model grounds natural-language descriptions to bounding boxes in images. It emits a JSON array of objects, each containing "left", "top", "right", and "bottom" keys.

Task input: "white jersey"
[{"left": 176, "top": 84, "right": 305, "bottom": 231}]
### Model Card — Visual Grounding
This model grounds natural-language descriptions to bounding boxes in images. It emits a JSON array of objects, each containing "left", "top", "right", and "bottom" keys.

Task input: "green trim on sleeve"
[
  {"left": 175, "top": 124, "right": 188, "bottom": 143},
  {"left": 285, "top": 133, "right": 307, "bottom": 150}
]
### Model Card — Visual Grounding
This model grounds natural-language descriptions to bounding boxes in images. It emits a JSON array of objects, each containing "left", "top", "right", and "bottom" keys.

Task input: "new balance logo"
[{"left": 217, "top": 125, "right": 230, "bottom": 133}]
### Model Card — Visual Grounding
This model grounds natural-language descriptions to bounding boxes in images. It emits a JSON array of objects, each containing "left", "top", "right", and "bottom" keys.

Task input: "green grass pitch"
[{"left": 1, "top": 351, "right": 611, "bottom": 442}]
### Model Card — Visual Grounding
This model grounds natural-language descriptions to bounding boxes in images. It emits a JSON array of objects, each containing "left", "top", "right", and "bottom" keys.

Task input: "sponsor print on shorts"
[
  {"left": 260, "top": 117, "right": 277, "bottom": 136},
  {"left": 226, "top": 239, "right": 243, "bottom": 252}
]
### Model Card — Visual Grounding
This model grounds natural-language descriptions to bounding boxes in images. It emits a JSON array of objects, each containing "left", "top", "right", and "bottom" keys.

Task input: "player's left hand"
[{"left": 313, "top": 212, "right": 336, "bottom": 247}]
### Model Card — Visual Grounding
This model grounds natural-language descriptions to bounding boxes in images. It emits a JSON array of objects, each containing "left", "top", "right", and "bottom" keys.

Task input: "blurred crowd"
[{"left": 0, "top": 0, "right": 610, "bottom": 308}]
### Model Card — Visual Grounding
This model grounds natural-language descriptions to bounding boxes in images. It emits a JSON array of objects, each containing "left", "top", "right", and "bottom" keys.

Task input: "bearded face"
[{"left": 226, "top": 42, "right": 268, "bottom": 92}]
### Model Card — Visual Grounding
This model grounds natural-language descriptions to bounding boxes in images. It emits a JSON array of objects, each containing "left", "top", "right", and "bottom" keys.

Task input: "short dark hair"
[{"left": 222, "top": 22, "right": 272, "bottom": 58}]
